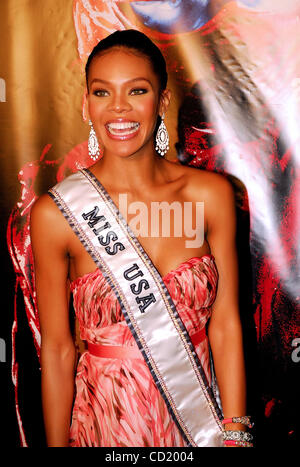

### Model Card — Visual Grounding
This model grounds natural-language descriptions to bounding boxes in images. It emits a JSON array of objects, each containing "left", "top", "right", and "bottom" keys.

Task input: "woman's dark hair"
[{"left": 85, "top": 29, "right": 168, "bottom": 92}]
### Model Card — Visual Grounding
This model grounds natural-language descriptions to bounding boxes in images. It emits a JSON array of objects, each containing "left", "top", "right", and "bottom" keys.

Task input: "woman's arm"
[
  {"left": 30, "top": 194, "right": 76, "bottom": 447},
  {"left": 205, "top": 175, "right": 247, "bottom": 433}
]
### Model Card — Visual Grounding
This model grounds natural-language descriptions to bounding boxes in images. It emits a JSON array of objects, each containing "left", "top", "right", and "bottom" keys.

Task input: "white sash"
[{"left": 49, "top": 168, "right": 224, "bottom": 447}]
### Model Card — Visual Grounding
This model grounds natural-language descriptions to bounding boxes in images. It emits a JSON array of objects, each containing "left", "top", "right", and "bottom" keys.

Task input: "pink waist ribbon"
[{"left": 87, "top": 327, "right": 207, "bottom": 359}]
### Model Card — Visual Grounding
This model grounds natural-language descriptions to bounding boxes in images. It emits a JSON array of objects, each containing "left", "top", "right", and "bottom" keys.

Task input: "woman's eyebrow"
[{"left": 90, "top": 77, "right": 153, "bottom": 87}]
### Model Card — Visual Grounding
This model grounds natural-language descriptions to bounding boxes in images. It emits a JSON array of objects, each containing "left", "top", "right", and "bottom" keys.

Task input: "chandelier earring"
[
  {"left": 155, "top": 113, "right": 169, "bottom": 157},
  {"left": 88, "top": 120, "right": 100, "bottom": 161}
]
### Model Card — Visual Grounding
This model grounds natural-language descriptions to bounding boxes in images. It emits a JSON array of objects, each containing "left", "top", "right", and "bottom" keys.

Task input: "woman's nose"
[{"left": 109, "top": 93, "right": 132, "bottom": 113}]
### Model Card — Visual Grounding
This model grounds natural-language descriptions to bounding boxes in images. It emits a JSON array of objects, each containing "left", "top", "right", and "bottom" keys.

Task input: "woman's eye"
[
  {"left": 94, "top": 89, "right": 109, "bottom": 97},
  {"left": 130, "top": 88, "right": 148, "bottom": 95}
]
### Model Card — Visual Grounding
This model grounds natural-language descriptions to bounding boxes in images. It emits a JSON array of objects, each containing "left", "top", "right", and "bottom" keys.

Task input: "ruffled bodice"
[
  {"left": 69, "top": 254, "right": 219, "bottom": 447},
  {"left": 71, "top": 254, "right": 218, "bottom": 348}
]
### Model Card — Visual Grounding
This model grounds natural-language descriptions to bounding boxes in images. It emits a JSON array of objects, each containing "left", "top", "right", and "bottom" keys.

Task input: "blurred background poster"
[{"left": 1, "top": 0, "right": 299, "bottom": 446}]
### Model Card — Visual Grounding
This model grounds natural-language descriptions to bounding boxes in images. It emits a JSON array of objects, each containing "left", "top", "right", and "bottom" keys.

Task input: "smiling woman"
[
  {"left": 86, "top": 48, "right": 168, "bottom": 157},
  {"left": 30, "top": 29, "right": 250, "bottom": 447},
  {"left": 85, "top": 30, "right": 169, "bottom": 157}
]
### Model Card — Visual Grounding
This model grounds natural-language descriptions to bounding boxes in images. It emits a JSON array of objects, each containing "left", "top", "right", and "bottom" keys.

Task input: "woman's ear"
[{"left": 159, "top": 89, "right": 171, "bottom": 117}]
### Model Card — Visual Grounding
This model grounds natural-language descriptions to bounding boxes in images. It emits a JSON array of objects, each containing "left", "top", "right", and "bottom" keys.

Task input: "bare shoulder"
[
  {"left": 30, "top": 193, "right": 70, "bottom": 247},
  {"left": 31, "top": 193, "right": 63, "bottom": 225},
  {"left": 191, "top": 169, "right": 235, "bottom": 205},
  {"left": 168, "top": 161, "right": 233, "bottom": 202},
  {"left": 172, "top": 164, "right": 236, "bottom": 231}
]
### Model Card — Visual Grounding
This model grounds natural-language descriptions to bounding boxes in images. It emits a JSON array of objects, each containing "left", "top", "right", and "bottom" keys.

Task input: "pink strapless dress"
[{"left": 69, "top": 254, "right": 218, "bottom": 447}]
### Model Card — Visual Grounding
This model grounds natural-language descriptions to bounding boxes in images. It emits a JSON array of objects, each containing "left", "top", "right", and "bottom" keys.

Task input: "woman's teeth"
[{"left": 107, "top": 122, "right": 140, "bottom": 135}]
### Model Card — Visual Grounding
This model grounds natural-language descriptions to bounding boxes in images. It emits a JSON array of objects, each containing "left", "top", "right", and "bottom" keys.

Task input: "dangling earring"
[
  {"left": 155, "top": 113, "right": 169, "bottom": 157},
  {"left": 88, "top": 120, "right": 100, "bottom": 161}
]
